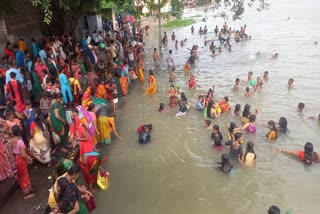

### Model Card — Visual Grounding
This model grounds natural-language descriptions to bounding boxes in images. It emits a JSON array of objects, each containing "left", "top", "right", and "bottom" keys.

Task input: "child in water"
[
  {"left": 188, "top": 74, "right": 197, "bottom": 89},
  {"left": 217, "top": 153, "right": 233, "bottom": 174},
  {"left": 288, "top": 78, "right": 294, "bottom": 89},
  {"left": 184, "top": 60, "right": 191, "bottom": 73},
  {"left": 241, "top": 141, "right": 256, "bottom": 165},
  {"left": 211, "top": 125, "right": 223, "bottom": 150},
  {"left": 158, "top": 103, "right": 165, "bottom": 112},
  {"left": 298, "top": 102, "right": 305, "bottom": 112},
  {"left": 263, "top": 71, "right": 269, "bottom": 80},
  {"left": 204, "top": 120, "right": 212, "bottom": 129},
  {"left": 137, "top": 124, "right": 153, "bottom": 134},
  {"left": 245, "top": 87, "right": 254, "bottom": 97},
  {"left": 138, "top": 125, "right": 151, "bottom": 144},
  {"left": 233, "top": 78, "right": 240, "bottom": 92},
  {"left": 266, "top": 120, "right": 277, "bottom": 140},
  {"left": 234, "top": 104, "right": 241, "bottom": 116},
  {"left": 169, "top": 68, "right": 175, "bottom": 83}
]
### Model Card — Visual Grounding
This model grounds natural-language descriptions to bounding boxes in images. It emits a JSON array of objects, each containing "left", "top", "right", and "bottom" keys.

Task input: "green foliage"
[
  {"left": 30, "top": 0, "right": 103, "bottom": 24},
  {"left": 144, "top": 0, "right": 184, "bottom": 19},
  {"left": 213, "top": 0, "right": 270, "bottom": 20},
  {"left": 114, "top": 1, "right": 140, "bottom": 19},
  {"left": 162, "top": 18, "right": 196, "bottom": 28},
  {"left": 0, "top": 0, "right": 14, "bottom": 17}
]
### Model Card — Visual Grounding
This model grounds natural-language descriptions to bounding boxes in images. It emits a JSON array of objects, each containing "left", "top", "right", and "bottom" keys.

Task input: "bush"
[{"left": 163, "top": 19, "right": 196, "bottom": 28}]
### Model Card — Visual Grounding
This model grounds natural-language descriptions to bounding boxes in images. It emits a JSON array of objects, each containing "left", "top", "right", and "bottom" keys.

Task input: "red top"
[
  {"left": 299, "top": 150, "right": 305, "bottom": 161},
  {"left": 137, "top": 125, "right": 143, "bottom": 134}
]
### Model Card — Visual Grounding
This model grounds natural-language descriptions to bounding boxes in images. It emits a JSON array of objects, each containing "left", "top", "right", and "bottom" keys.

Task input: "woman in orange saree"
[{"left": 145, "top": 70, "right": 156, "bottom": 95}]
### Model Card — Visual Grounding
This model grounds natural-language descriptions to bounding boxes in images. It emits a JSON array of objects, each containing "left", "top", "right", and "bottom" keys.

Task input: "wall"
[{"left": 0, "top": 0, "right": 46, "bottom": 57}]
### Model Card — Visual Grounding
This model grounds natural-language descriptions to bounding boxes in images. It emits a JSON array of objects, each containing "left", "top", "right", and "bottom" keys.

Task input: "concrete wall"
[{"left": 0, "top": 0, "right": 46, "bottom": 57}]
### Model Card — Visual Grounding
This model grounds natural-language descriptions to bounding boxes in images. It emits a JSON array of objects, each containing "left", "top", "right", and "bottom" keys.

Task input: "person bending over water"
[{"left": 279, "top": 142, "right": 320, "bottom": 164}]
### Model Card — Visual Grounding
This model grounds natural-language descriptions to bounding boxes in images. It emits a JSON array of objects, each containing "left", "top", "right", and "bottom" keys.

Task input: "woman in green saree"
[
  {"left": 50, "top": 93, "right": 69, "bottom": 148},
  {"left": 31, "top": 68, "right": 43, "bottom": 103}
]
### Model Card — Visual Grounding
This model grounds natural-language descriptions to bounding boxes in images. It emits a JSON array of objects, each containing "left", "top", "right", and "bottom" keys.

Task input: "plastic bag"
[{"left": 97, "top": 170, "right": 109, "bottom": 190}]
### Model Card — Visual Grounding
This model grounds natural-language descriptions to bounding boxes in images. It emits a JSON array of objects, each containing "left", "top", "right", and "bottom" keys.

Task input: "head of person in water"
[
  {"left": 298, "top": 102, "right": 305, "bottom": 112},
  {"left": 180, "top": 92, "right": 187, "bottom": 101},
  {"left": 268, "top": 205, "right": 280, "bottom": 214},
  {"left": 249, "top": 114, "right": 256, "bottom": 123},
  {"left": 205, "top": 120, "right": 211, "bottom": 127},
  {"left": 234, "top": 104, "right": 241, "bottom": 115},
  {"left": 235, "top": 78, "right": 240, "bottom": 84},
  {"left": 223, "top": 96, "right": 229, "bottom": 104},
  {"left": 228, "top": 122, "right": 238, "bottom": 134},
  {"left": 212, "top": 125, "right": 220, "bottom": 134},
  {"left": 263, "top": 71, "right": 269, "bottom": 78},
  {"left": 159, "top": 103, "right": 164, "bottom": 112},
  {"left": 208, "top": 88, "right": 213, "bottom": 96},
  {"left": 288, "top": 78, "right": 294, "bottom": 86},
  {"left": 248, "top": 71, "right": 253, "bottom": 79},
  {"left": 234, "top": 132, "right": 242, "bottom": 142},
  {"left": 148, "top": 124, "right": 153, "bottom": 132},
  {"left": 278, "top": 117, "right": 288, "bottom": 132},
  {"left": 268, "top": 120, "right": 276, "bottom": 131},
  {"left": 274, "top": 53, "right": 279, "bottom": 57},
  {"left": 242, "top": 104, "right": 251, "bottom": 118},
  {"left": 245, "top": 87, "right": 250, "bottom": 93},
  {"left": 303, "top": 142, "right": 316, "bottom": 164},
  {"left": 169, "top": 50, "right": 172, "bottom": 54},
  {"left": 220, "top": 153, "right": 233, "bottom": 173},
  {"left": 154, "top": 48, "right": 157, "bottom": 52}
]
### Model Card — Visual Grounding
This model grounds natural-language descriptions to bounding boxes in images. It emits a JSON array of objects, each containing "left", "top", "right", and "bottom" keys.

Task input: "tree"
[
  {"left": 212, "top": 0, "right": 270, "bottom": 20},
  {"left": 0, "top": 0, "right": 13, "bottom": 18}
]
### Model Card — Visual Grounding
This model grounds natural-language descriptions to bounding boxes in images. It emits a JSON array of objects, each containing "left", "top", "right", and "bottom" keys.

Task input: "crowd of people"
[
  {"left": 0, "top": 14, "right": 153, "bottom": 213},
  {"left": 153, "top": 21, "right": 319, "bottom": 213},
  {"left": 0, "top": 13, "right": 318, "bottom": 213}
]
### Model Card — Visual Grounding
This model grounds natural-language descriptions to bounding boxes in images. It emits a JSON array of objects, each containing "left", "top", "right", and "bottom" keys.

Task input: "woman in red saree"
[
  {"left": 6, "top": 125, "right": 34, "bottom": 199},
  {"left": 6, "top": 72, "right": 25, "bottom": 114},
  {"left": 78, "top": 151, "right": 106, "bottom": 192},
  {"left": 70, "top": 109, "right": 94, "bottom": 157}
]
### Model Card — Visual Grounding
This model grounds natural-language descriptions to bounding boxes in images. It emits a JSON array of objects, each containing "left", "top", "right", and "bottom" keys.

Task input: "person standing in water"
[
  {"left": 153, "top": 48, "right": 160, "bottom": 68},
  {"left": 166, "top": 50, "right": 175, "bottom": 68}
]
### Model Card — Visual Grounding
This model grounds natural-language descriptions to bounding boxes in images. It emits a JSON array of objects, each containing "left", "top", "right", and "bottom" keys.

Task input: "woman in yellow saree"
[
  {"left": 81, "top": 86, "right": 92, "bottom": 109},
  {"left": 136, "top": 58, "right": 144, "bottom": 82},
  {"left": 146, "top": 70, "right": 156, "bottom": 95}
]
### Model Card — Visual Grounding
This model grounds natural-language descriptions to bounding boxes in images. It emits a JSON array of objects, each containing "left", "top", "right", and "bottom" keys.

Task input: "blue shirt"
[
  {"left": 15, "top": 50, "right": 25, "bottom": 67},
  {"left": 32, "top": 42, "right": 40, "bottom": 58},
  {"left": 6, "top": 68, "right": 24, "bottom": 84},
  {"left": 196, "top": 101, "right": 204, "bottom": 111},
  {"left": 39, "top": 50, "right": 47, "bottom": 63}
]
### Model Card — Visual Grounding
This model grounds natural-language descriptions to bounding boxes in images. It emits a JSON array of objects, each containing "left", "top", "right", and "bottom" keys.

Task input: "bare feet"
[{"left": 23, "top": 193, "right": 35, "bottom": 199}]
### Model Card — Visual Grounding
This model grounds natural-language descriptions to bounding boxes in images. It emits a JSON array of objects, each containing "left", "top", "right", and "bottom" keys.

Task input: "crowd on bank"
[{"left": 0, "top": 15, "right": 152, "bottom": 213}]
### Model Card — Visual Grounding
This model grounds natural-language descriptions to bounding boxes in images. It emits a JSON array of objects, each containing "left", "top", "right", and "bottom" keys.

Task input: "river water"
[{"left": 95, "top": 0, "right": 320, "bottom": 213}]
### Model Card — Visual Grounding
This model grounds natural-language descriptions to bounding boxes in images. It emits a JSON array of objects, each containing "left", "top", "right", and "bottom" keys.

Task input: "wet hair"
[
  {"left": 268, "top": 205, "right": 280, "bottom": 214},
  {"left": 243, "top": 141, "right": 256, "bottom": 163},
  {"left": 228, "top": 122, "right": 238, "bottom": 135},
  {"left": 214, "top": 138, "right": 222, "bottom": 147},
  {"left": 267, "top": 120, "right": 278, "bottom": 138},
  {"left": 234, "top": 104, "right": 241, "bottom": 115},
  {"left": 289, "top": 78, "right": 294, "bottom": 82},
  {"left": 298, "top": 102, "right": 305, "bottom": 110},
  {"left": 148, "top": 124, "right": 153, "bottom": 131},
  {"left": 219, "top": 153, "right": 233, "bottom": 173},
  {"left": 159, "top": 103, "right": 164, "bottom": 112},
  {"left": 303, "top": 142, "right": 317, "bottom": 165},
  {"left": 224, "top": 96, "right": 229, "bottom": 102},
  {"left": 180, "top": 92, "right": 187, "bottom": 101},
  {"left": 264, "top": 71, "right": 268, "bottom": 75},
  {"left": 278, "top": 117, "right": 288, "bottom": 132},
  {"left": 207, "top": 100, "right": 215, "bottom": 118},
  {"left": 248, "top": 71, "right": 253, "bottom": 76},
  {"left": 169, "top": 50, "right": 172, "bottom": 54},
  {"left": 234, "top": 132, "right": 242, "bottom": 141},
  {"left": 11, "top": 125, "right": 21, "bottom": 136},
  {"left": 205, "top": 120, "right": 211, "bottom": 127},
  {"left": 249, "top": 114, "right": 256, "bottom": 122},
  {"left": 236, "top": 78, "right": 240, "bottom": 82},
  {"left": 67, "top": 165, "right": 80, "bottom": 176},
  {"left": 245, "top": 87, "right": 250, "bottom": 92},
  {"left": 213, "top": 125, "right": 220, "bottom": 132},
  {"left": 242, "top": 104, "right": 251, "bottom": 118}
]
